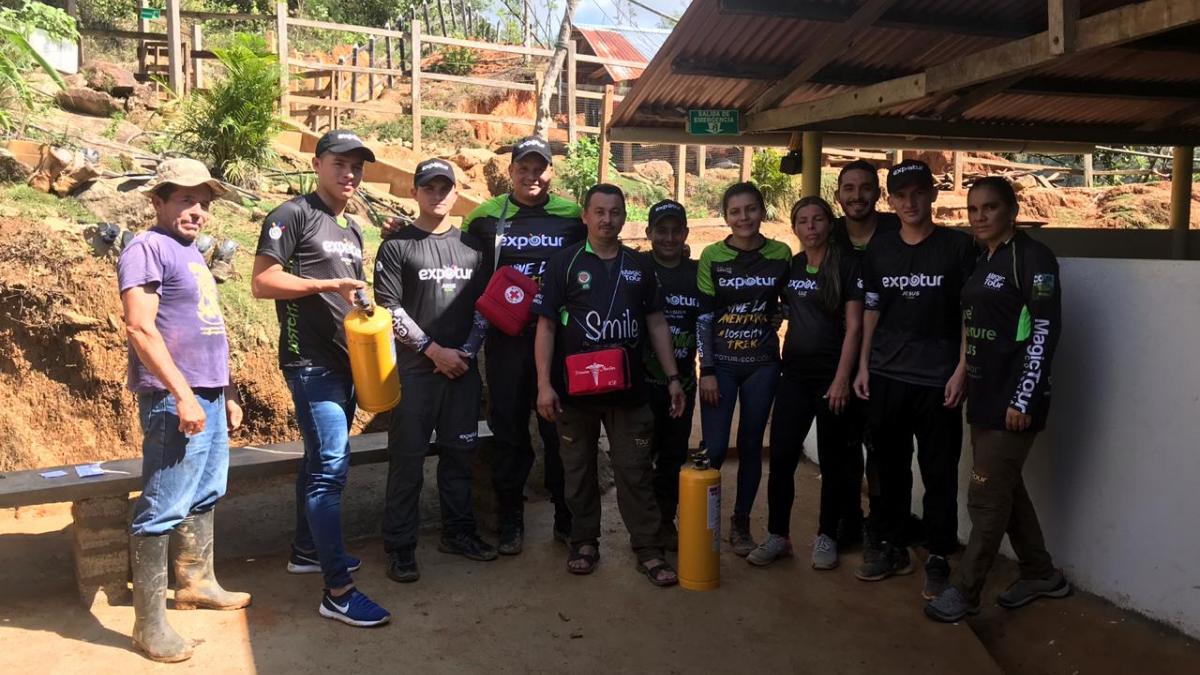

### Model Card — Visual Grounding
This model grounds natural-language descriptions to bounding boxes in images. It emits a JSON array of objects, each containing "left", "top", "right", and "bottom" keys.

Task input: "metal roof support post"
[
  {"left": 1170, "top": 146, "right": 1194, "bottom": 260},
  {"left": 801, "top": 131, "right": 823, "bottom": 198}
]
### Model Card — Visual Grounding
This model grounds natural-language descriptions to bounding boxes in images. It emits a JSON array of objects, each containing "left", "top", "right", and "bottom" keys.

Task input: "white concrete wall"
[{"left": 802, "top": 258, "right": 1200, "bottom": 637}]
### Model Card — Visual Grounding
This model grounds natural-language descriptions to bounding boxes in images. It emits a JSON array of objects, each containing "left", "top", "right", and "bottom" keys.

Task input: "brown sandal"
[
  {"left": 567, "top": 541, "right": 600, "bottom": 575},
  {"left": 637, "top": 559, "right": 678, "bottom": 587}
]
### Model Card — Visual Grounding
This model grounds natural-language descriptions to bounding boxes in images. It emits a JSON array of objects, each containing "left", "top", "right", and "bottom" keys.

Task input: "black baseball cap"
[
  {"left": 512, "top": 135, "right": 552, "bottom": 164},
  {"left": 315, "top": 129, "right": 376, "bottom": 162},
  {"left": 413, "top": 158, "right": 457, "bottom": 187},
  {"left": 887, "top": 159, "right": 934, "bottom": 192},
  {"left": 648, "top": 199, "right": 687, "bottom": 228}
]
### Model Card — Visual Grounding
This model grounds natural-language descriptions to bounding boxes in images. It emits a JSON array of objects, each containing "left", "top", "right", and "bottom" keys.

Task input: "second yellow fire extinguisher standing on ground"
[{"left": 677, "top": 447, "right": 721, "bottom": 591}]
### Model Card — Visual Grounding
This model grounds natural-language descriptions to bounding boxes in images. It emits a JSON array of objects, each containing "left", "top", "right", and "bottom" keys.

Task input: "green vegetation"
[
  {"left": 0, "top": 184, "right": 93, "bottom": 221},
  {"left": 0, "top": 1, "right": 75, "bottom": 130},
  {"left": 558, "top": 136, "right": 617, "bottom": 203},
  {"left": 751, "top": 148, "right": 799, "bottom": 220},
  {"left": 356, "top": 115, "right": 464, "bottom": 147},
  {"left": 429, "top": 45, "right": 477, "bottom": 76},
  {"left": 685, "top": 176, "right": 727, "bottom": 219},
  {"left": 101, "top": 110, "right": 126, "bottom": 140},
  {"left": 167, "top": 34, "right": 285, "bottom": 187}
]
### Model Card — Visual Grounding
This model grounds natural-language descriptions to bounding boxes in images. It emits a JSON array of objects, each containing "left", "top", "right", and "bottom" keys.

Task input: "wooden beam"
[
  {"left": 716, "top": 0, "right": 1034, "bottom": 40},
  {"left": 1170, "top": 146, "right": 1195, "bottom": 259},
  {"left": 276, "top": 2, "right": 289, "bottom": 116},
  {"left": 411, "top": 20, "right": 422, "bottom": 153},
  {"left": 191, "top": 24, "right": 204, "bottom": 90},
  {"left": 739, "top": 146, "right": 753, "bottom": 182},
  {"left": 746, "top": 0, "right": 1200, "bottom": 132},
  {"left": 1083, "top": 153, "right": 1094, "bottom": 186},
  {"left": 609, "top": 126, "right": 1093, "bottom": 154},
  {"left": 750, "top": 0, "right": 900, "bottom": 113},
  {"left": 598, "top": 85, "right": 615, "bottom": 184},
  {"left": 952, "top": 151, "right": 964, "bottom": 193},
  {"left": 749, "top": 74, "right": 927, "bottom": 132},
  {"left": 675, "top": 145, "right": 687, "bottom": 203},
  {"left": 422, "top": 32, "right": 554, "bottom": 57},
  {"left": 697, "top": 145, "right": 706, "bottom": 179},
  {"left": 801, "top": 132, "right": 822, "bottom": 198},
  {"left": 567, "top": 40, "right": 578, "bottom": 144},
  {"left": 804, "top": 114, "right": 1198, "bottom": 146},
  {"left": 1048, "top": 0, "right": 1080, "bottom": 55},
  {"left": 164, "top": 0, "right": 184, "bottom": 93},
  {"left": 286, "top": 16, "right": 408, "bottom": 40}
]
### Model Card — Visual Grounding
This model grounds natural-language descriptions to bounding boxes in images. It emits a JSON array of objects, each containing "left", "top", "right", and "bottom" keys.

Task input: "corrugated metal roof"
[
  {"left": 611, "top": 0, "right": 1200, "bottom": 144},
  {"left": 574, "top": 27, "right": 653, "bottom": 83}
]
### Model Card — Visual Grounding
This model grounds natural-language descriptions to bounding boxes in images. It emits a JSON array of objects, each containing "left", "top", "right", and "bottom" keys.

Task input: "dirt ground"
[{"left": 1, "top": 460, "right": 1196, "bottom": 674}]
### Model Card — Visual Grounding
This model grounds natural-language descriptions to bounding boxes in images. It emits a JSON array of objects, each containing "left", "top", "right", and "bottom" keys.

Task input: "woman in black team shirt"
[
  {"left": 925, "top": 177, "right": 1069, "bottom": 622},
  {"left": 748, "top": 197, "right": 863, "bottom": 569},
  {"left": 696, "top": 183, "right": 792, "bottom": 556}
]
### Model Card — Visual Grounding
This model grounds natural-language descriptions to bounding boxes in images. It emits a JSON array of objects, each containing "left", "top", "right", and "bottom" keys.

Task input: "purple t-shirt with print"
[{"left": 117, "top": 228, "right": 230, "bottom": 393}]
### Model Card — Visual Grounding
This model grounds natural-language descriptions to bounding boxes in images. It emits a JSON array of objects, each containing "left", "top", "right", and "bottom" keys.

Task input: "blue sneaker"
[
  {"left": 287, "top": 547, "right": 362, "bottom": 575},
  {"left": 318, "top": 589, "right": 390, "bottom": 627}
]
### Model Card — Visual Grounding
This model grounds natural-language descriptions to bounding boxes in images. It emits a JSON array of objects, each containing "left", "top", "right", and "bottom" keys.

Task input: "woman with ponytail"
[{"left": 748, "top": 197, "right": 864, "bottom": 569}]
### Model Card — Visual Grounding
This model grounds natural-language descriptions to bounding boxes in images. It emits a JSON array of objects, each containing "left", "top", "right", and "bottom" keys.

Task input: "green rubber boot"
[
  {"left": 171, "top": 510, "right": 251, "bottom": 611},
  {"left": 131, "top": 534, "right": 192, "bottom": 662}
]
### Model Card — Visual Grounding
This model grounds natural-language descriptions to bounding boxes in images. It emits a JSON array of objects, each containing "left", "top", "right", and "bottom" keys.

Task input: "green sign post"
[
  {"left": 139, "top": 7, "right": 162, "bottom": 20},
  {"left": 688, "top": 109, "right": 740, "bottom": 135}
]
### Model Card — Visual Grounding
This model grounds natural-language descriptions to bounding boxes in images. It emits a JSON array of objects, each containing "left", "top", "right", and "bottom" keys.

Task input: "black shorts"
[{"left": 391, "top": 366, "right": 482, "bottom": 453}]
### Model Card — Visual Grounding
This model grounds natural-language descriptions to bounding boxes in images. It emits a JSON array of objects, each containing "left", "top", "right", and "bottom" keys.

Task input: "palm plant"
[{"left": 168, "top": 33, "right": 285, "bottom": 187}]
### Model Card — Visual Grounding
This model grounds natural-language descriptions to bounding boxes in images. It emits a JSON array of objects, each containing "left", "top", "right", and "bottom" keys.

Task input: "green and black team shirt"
[
  {"left": 780, "top": 252, "right": 863, "bottom": 379},
  {"left": 462, "top": 193, "right": 585, "bottom": 284},
  {"left": 862, "top": 227, "right": 976, "bottom": 388},
  {"left": 645, "top": 257, "right": 701, "bottom": 392},
  {"left": 832, "top": 212, "right": 901, "bottom": 259},
  {"left": 256, "top": 193, "right": 366, "bottom": 373},
  {"left": 961, "top": 231, "right": 1061, "bottom": 432},
  {"left": 532, "top": 241, "right": 663, "bottom": 405},
  {"left": 696, "top": 237, "right": 792, "bottom": 374},
  {"left": 373, "top": 226, "right": 487, "bottom": 375}
]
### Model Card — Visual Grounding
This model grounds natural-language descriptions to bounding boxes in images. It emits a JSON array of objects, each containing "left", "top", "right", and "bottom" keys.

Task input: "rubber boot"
[
  {"left": 171, "top": 510, "right": 252, "bottom": 611},
  {"left": 730, "top": 515, "right": 757, "bottom": 557},
  {"left": 131, "top": 534, "right": 192, "bottom": 663}
]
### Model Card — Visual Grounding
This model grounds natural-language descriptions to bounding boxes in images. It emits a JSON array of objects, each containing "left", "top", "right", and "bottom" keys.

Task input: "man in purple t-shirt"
[{"left": 117, "top": 158, "right": 250, "bottom": 663}]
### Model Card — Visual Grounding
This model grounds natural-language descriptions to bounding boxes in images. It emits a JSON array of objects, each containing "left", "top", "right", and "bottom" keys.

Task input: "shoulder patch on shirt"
[{"left": 1032, "top": 273, "right": 1056, "bottom": 299}]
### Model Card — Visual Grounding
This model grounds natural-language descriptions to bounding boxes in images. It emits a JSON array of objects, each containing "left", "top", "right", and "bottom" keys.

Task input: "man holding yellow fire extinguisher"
[{"left": 251, "top": 129, "right": 390, "bottom": 628}]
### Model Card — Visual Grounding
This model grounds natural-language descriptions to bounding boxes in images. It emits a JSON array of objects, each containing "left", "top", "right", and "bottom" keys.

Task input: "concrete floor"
[{"left": 0, "top": 460, "right": 1195, "bottom": 674}]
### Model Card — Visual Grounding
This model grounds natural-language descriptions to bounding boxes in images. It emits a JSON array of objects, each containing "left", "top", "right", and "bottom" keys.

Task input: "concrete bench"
[{"left": 0, "top": 423, "right": 492, "bottom": 608}]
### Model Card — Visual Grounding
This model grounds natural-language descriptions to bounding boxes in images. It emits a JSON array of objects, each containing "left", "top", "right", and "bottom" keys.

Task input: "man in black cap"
[
  {"left": 252, "top": 129, "right": 389, "bottom": 627},
  {"left": 852, "top": 159, "right": 976, "bottom": 601},
  {"left": 643, "top": 199, "right": 700, "bottom": 548},
  {"left": 374, "top": 158, "right": 497, "bottom": 583},
  {"left": 461, "top": 135, "right": 586, "bottom": 554}
]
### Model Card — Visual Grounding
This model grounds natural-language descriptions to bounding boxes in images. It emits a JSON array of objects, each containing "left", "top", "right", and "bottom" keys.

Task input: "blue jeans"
[
  {"left": 700, "top": 362, "right": 780, "bottom": 518},
  {"left": 284, "top": 366, "right": 355, "bottom": 590},
  {"left": 130, "top": 388, "right": 228, "bottom": 536}
]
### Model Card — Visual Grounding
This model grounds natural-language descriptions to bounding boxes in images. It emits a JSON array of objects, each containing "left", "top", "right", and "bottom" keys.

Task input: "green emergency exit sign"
[
  {"left": 139, "top": 7, "right": 161, "bottom": 20},
  {"left": 688, "top": 109, "right": 739, "bottom": 135}
]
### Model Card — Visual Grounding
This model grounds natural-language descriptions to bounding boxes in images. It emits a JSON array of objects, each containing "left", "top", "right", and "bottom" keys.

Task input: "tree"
[{"left": 533, "top": 0, "right": 578, "bottom": 139}]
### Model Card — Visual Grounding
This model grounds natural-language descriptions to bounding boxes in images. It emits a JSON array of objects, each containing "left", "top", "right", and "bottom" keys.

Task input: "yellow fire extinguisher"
[
  {"left": 677, "top": 447, "right": 720, "bottom": 591},
  {"left": 343, "top": 290, "right": 401, "bottom": 413}
]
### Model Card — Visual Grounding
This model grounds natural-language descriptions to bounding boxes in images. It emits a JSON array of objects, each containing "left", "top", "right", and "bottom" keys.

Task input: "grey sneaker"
[
  {"left": 997, "top": 570, "right": 1071, "bottom": 609},
  {"left": 729, "top": 516, "right": 757, "bottom": 557},
  {"left": 855, "top": 543, "right": 913, "bottom": 581},
  {"left": 923, "top": 554, "right": 951, "bottom": 600},
  {"left": 811, "top": 534, "right": 839, "bottom": 570},
  {"left": 924, "top": 586, "right": 980, "bottom": 623},
  {"left": 747, "top": 534, "right": 792, "bottom": 566}
]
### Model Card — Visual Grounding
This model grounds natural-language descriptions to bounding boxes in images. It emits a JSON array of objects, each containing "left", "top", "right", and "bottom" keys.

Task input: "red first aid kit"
[
  {"left": 476, "top": 266, "right": 539, "bottom": 336},
  {"left": 565, "top": 347, "right": 630, "bottom": 396}
]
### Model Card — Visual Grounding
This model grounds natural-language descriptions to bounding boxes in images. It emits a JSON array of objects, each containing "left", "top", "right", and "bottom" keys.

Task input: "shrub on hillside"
[
  {"left": 168, "top": 33, "right": 285, "bottom": 187},
  {"left": 559, "top": 136, "right": 617, "bottom": 204}
]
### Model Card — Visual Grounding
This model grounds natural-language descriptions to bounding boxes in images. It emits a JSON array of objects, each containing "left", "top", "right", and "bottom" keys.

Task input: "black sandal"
[
  {"left": 637, "top": 559, "right": 679, "bottom": 587},
  {"left": 567, "top": 541, "right": 600, "bottom": 575}
]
